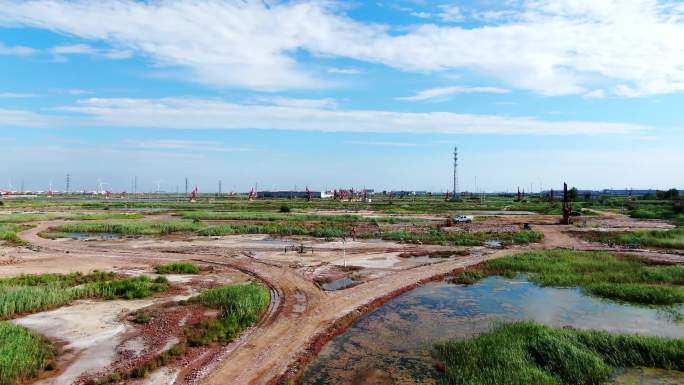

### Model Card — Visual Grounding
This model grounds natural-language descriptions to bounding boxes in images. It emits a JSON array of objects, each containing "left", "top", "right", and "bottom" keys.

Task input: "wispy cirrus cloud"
[
  {"left": 0, "top": 92, "right": 36, "bottom": 98},
  {"left": 397, "top": 86, "right": 511, "bottom": 101},
  {"left": 125, "top": 139, "right": 254, "bottom": 153},
  {"left": 50, "top": 43, "right": 132, "bottom": 61},
  {"left": 19, "top": 96, "right": 647, "bottom": 136},
  {"left": 343, "top": 140, "right": 418, "bottom": 147},
  {"left": 327, "top": 67, "right": 362, "bottom": 75},
  {"left": 1, "top": 0, "right": 683, "bottom": 96},
  {"left": 0, "top": 42, "right": 36, "bottom": 55}
]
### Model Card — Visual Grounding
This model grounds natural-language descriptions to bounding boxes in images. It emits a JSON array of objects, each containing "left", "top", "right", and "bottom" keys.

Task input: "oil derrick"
[
  {"left": 517, "top": 187, "right": 522, "bottom": 201},
  {"left": 561, "top": 182, "right": 572, "bottom": 224}
]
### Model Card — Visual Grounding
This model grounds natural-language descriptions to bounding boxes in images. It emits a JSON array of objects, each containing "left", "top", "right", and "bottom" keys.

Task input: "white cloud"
[
  {"left": 43, "top": 96, "right": 649, "bottom": 136},
  {"left": 583, "top": 89, "right": 606, "bottom": 99},
  {"left": 50, "top": 43, "right": 132, "bottom": 61},
  {"left": 1, "top": 0, "right": 683, "bottom": 96},
  {"left": 258, "top": 97, "right": 338, "bottom": 109},
  {"left": 125, "top": 139, "right": 252, "bottom": 153},
  {"left": 397, "top": 86, "right": 511, "bottom": 101},
  {"left": 0, "top": 42, "right": 35, "bottom": 55},
  {"left": 438, "top": 5, "right": 464, "bottom": 22},
  {"left": 343, "top": 140, "right": 417, "bottom": 147},
  {"left": 411, "top": 11, "right": 433, "bottom": 19},
  {"left": 0, "top": 92, "right": 36, "bottom": 98},
  {"left": 327, "top": 67, "right": 362, "bottom": 75},
  {"left": 0, "top": 108, "right": 61, "bottom": 127}
]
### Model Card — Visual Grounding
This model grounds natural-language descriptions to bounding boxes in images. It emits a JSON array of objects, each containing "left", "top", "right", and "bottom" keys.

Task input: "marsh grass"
[
  {"left": 0, "top": 274, "right": 168, "bottom": 319},
  {"left": 0, "top": 322, "right": 55, "bottom": 385},
  {"left": 155, "top": 262, "right": 200, "bottom": 274},
  {"left": 434, "top": 321, "right": 684, "bottom": 385},
  {"left": 0, "top": 271, "right": 116, "bottom": 287},
  {"left": 0, "top": 224, "right": 30, "bottom": 246},
  {"left": 613, "top": 227, "right": 684, "bottom": 249},
  {"left": 456, "top": 250, "right": 684, "bottom": 306},
  {"left": 187, "top": 283, "right": 270, "bottom": 346},
  {"left": 0, "top": 212, "right": 143, "bottom": 223},
  {"left": 53, "top": 220, "right": 205, "bottom": 235}
]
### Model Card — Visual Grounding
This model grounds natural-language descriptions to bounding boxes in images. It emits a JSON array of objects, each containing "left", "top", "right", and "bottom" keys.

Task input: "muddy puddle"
[
  {"left": 321, "top": 277, "right": 359, "bottom": 291},
  {"left": 66, "top": 232, "right": 127, "bottom": 241},
  {"left": 300, "top": 276, "right": 684, "bottom": 385}
]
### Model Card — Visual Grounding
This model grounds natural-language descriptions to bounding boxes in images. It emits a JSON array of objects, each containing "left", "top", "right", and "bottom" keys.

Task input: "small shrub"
[{"left": 279, "top": 205, "right": 291, "bottom": 213}]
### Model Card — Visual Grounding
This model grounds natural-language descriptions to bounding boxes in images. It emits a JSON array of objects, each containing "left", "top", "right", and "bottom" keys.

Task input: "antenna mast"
[{"left": 452, "top": 146, "right": 459, "bottom": 200}]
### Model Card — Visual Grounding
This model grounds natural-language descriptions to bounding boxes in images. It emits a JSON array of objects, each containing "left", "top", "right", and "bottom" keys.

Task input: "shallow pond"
[{"left": 300, "top": 276, "right": 684, "bottom": 385}]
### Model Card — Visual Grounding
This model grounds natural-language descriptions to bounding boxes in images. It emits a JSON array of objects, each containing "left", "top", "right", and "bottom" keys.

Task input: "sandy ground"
[{"left": 0, "top": 212, "right": 681, "bottom": 385}]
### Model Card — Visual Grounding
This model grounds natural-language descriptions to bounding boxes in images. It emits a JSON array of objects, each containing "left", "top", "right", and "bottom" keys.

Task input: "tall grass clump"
[
  {"left": 0, "top": 224, "right": 29, "bottom": 246},
  {"left": 459, "top": 250, "right": 684, "bottom": 306},
  {"left": 187, "top": 283, "right": 269, "bottom": 346},
  {"left": 0, "top": 322, "right": 55, "bottom": 385},
  {"left": 83, "top": 276, "right": 169, "bottom": 300},
  {"left": 434, "top": 321, "right": 684, "bottom": 385},
  {"left": 0, "top": 274, "right": 168, "bottom": 319},
  {"left": 155, "top": 262, "right": 200, "bottom": 274}
]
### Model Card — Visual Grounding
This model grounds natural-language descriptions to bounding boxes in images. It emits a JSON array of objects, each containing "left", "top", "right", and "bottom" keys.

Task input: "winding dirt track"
[{"left": 9, "top": 216, "right": 681, "bottom": 385}]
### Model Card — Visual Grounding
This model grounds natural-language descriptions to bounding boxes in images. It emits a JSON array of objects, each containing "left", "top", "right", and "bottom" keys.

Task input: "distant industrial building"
[{"left": 256, "top": 190, "right": 332, "bottom": 199}]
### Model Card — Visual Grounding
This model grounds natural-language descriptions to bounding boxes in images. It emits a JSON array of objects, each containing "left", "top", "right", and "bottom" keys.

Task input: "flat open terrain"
[{"left": 0, "top": 195, "right": 682, "bottom": 385}]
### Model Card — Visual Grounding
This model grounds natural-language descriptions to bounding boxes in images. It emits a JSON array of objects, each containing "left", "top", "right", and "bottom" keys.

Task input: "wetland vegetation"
[
  {"left": 187, "top": 282, "right": 270, "bottom": 346},
  {"left": 155, "top": 261, "right": 200, "bottom": 274},
  {"left": 435, "top": 321, "right": 684, "bottom": 385},
  {"left": 0, "top": 273, "right": 168, "bottom": 319},
  {"left": 453, "top": 250, "right": 684, "bottom": 306},
  {"left": 0, "top": 321, "right": 55, "bottom": 385}
]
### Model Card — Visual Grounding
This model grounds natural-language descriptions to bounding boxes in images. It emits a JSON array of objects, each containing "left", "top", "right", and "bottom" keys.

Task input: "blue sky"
[{"left": 1, "top": 0, "right": 683, "bottom": 193}]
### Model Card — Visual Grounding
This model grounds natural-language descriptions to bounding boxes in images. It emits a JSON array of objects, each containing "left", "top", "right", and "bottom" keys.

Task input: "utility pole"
[
  {"left": 185, "top": 177, "right": 189, "bottom": 195},
  {"left": 66, "top": 173, "right": 71, "bottom": 194},
  {"left": 218, "top": 180, "right": 222, "bottom": 196}
]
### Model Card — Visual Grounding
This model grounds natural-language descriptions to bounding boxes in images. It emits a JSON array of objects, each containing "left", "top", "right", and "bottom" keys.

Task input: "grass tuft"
[
  {"left": 155, "top": 262, "right": 199, "bottom": 274},
  {"left": 187, "top": 283, "right": 270, "bottom": 346}
]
